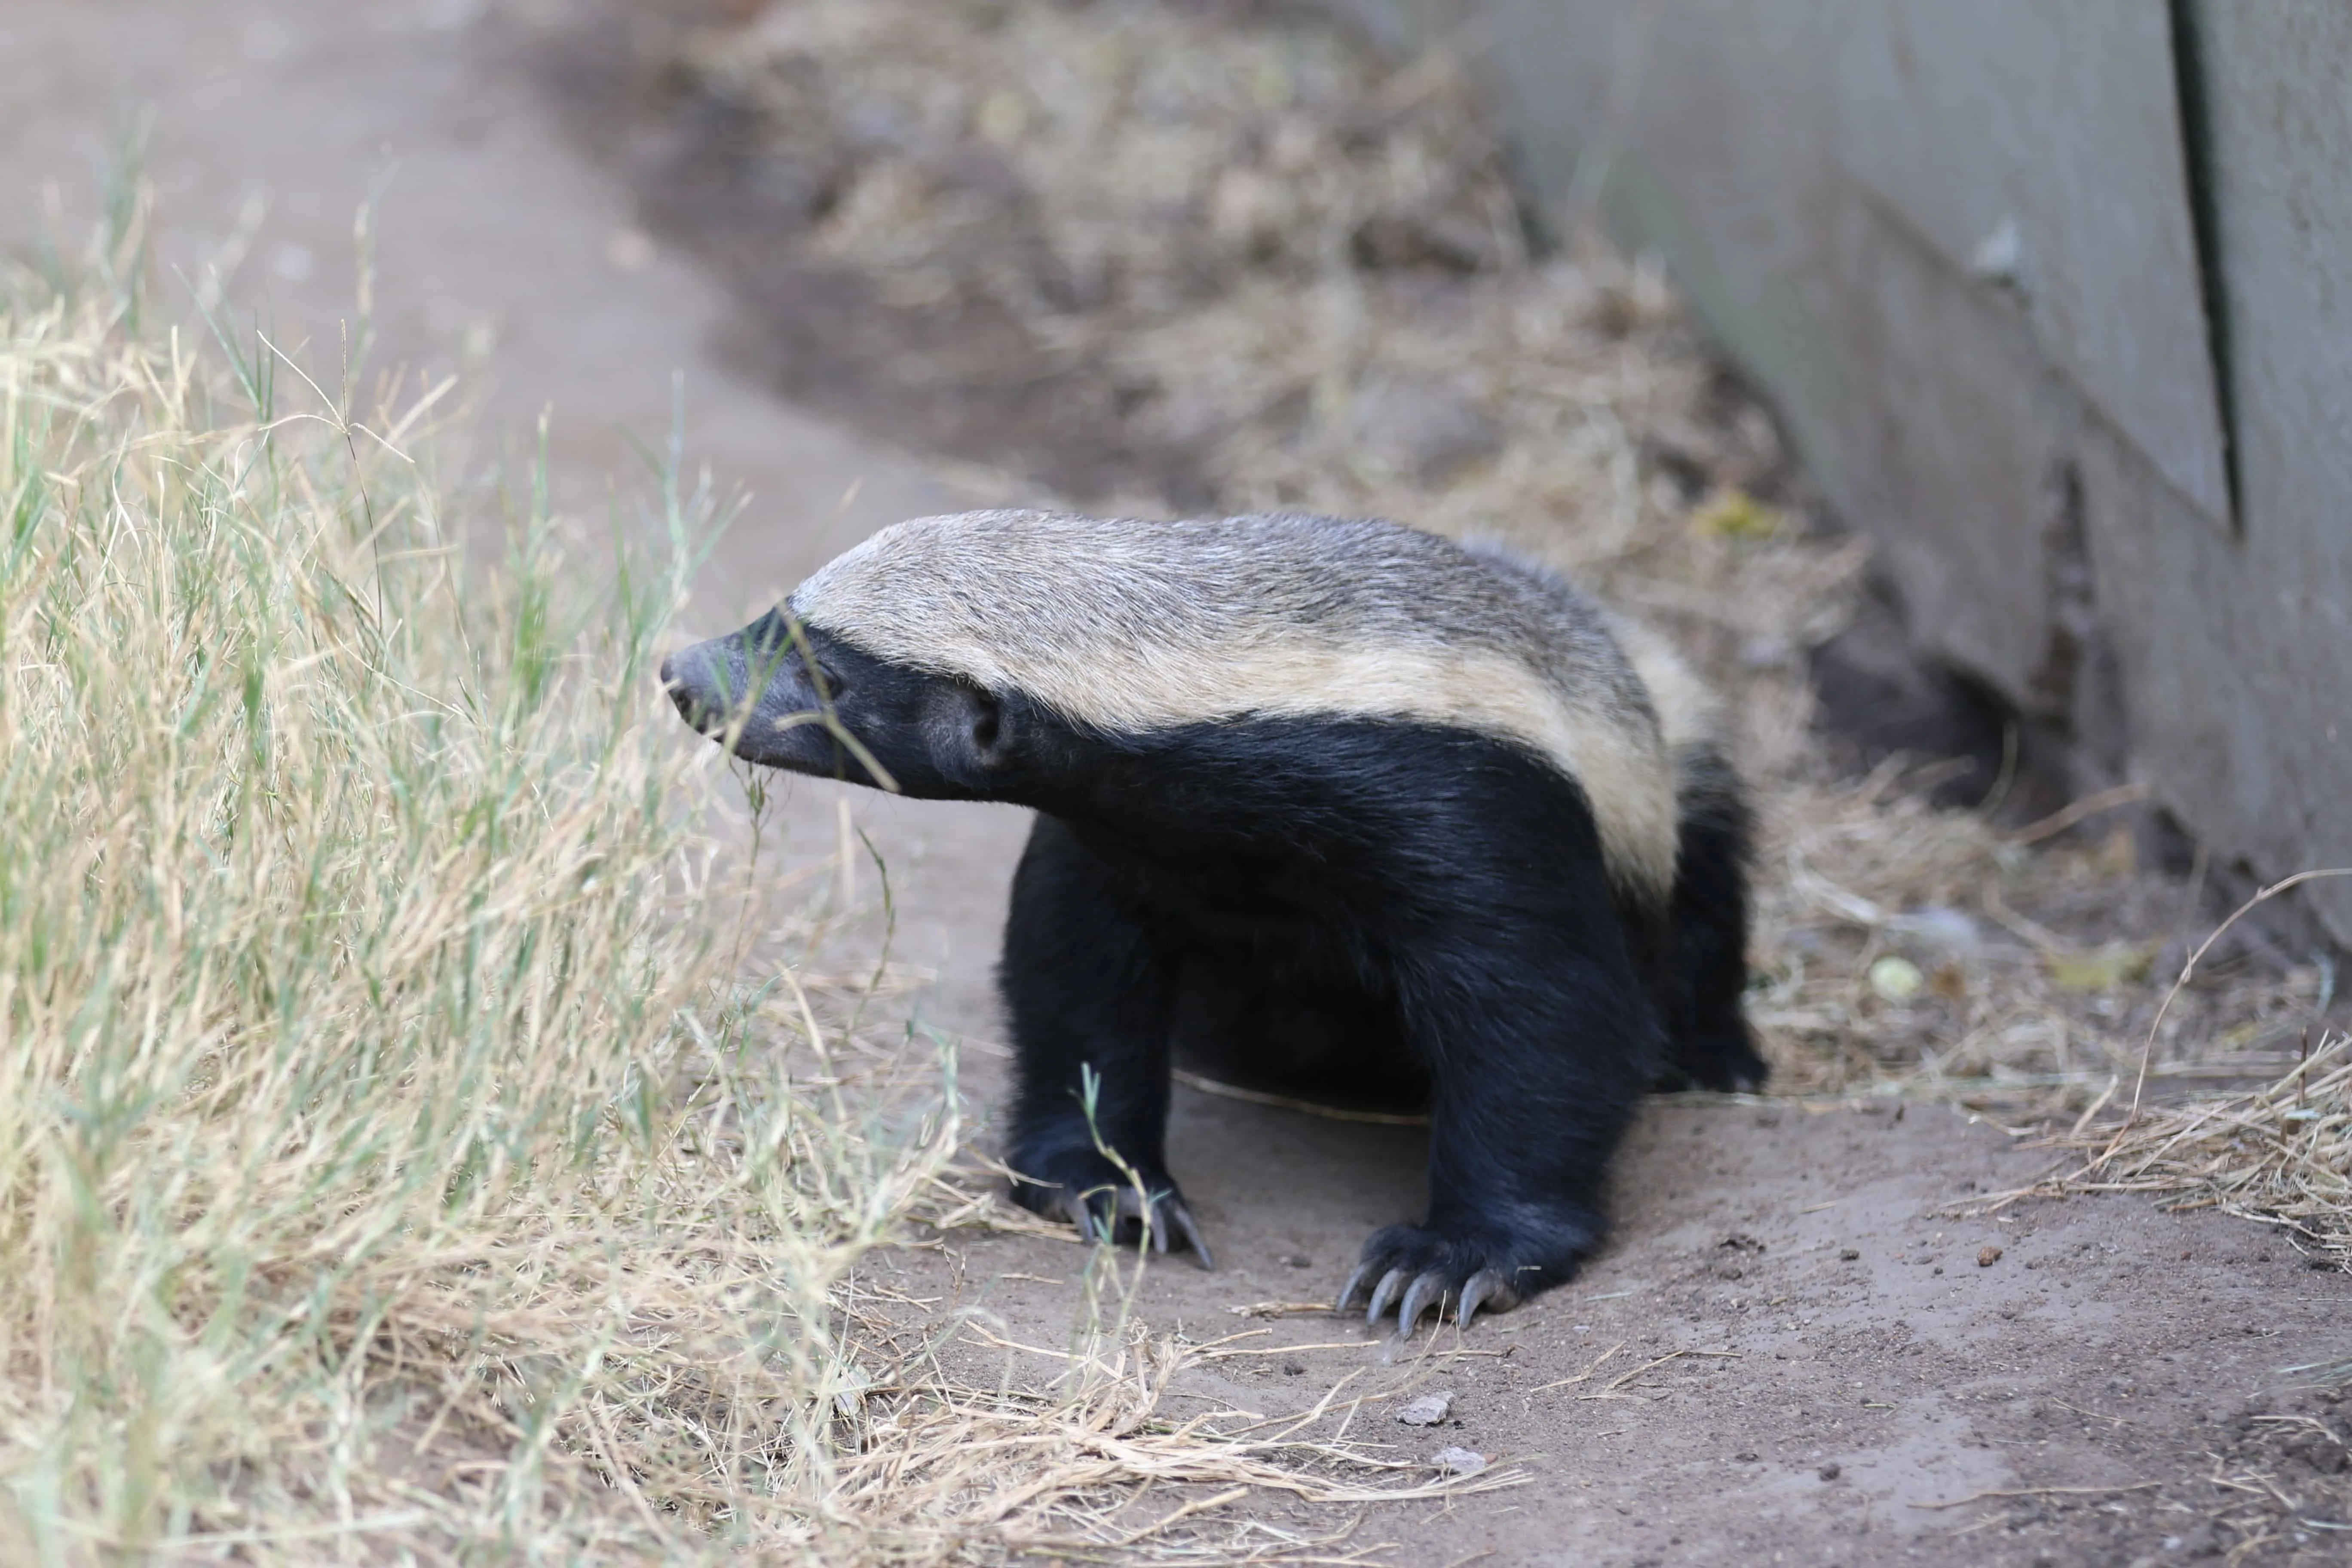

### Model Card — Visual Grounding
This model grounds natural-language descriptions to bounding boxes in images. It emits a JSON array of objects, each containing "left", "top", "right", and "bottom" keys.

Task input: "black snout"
[
  {"left": 660, "top": 612, "right": 851, "bottom": 775},
  {"left": 659, "top": 636, "right": 752, "bottom": 736}
]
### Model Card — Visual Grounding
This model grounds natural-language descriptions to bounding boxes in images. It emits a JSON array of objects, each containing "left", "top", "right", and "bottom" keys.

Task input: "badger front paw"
[
  {"left": 1337, "top": 1221, "right": 1590, "bottom": 1335},
  {"left": 1007, "top": 1145, "right": 1214, "bottom": 1268}
]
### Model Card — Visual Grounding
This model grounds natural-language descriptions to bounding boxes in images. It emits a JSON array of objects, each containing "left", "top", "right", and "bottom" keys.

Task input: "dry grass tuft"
[
  {"left": 2029, "top": 1032, "right": 2352, "bottom": 1274},
  {"left": 0, "top": 227, "right": 1496, "bottom": 1562}
]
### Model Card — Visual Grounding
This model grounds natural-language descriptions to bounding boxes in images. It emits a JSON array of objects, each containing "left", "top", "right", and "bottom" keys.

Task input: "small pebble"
[
  {"left": 1734, "top": 1450, "right": 1759, "bottom": 1463},
  {"left": 1978, "top": 1245, "right": 2004, "bottom": 1268},
  {"left": 1281, "top": 1361, "right": 1306, "bottom": 1376},
  {"left": 1817, "top": 1461, "right": 1841, "bottom": 1481},
  {"left": 1868, "top": 955, "right": 1924, "bottom": 1001},
  {"left": 1396, "top": 1391, "right": 1454, "bottom": 1426},
  {"left": 1432, "top": 1445, "right": 1487, "bottom": 1477},
  {"left": 1839, "top": 1248, "right": 1861, "bottom": 1262}
]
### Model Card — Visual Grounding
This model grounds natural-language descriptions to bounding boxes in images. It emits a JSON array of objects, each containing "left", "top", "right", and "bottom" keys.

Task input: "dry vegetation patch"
[
  {"left": 2024, "top": 1033, "right": 2352, "bottom": 1279},
  {"left": 0, "top": 227, "right": 1485, "bottom": 1561}
]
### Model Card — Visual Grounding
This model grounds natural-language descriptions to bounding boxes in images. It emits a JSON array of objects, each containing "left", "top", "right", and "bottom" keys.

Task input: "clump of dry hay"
[
  {"left": 2003, "top": 876, "right": 2352, "bottom": 1278},
  {"left": 622, "top": 0, "right": 2333, "bottom": 1109},
  {"left": 2032, "top": 1033, "right": 2352, "bottom": 1274},
  {"left": 0, "top": 220, "right": 1497, "bottom": 1561}
]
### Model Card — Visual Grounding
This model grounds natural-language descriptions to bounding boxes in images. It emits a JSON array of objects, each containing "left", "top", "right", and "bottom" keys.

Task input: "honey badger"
[{"left": 661, "top": 509, "right": 1763, "bottom": 1335}]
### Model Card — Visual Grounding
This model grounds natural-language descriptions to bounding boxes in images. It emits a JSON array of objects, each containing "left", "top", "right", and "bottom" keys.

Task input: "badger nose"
[{"left": 659, "top": 645, "right": 713, "bottom": 726}]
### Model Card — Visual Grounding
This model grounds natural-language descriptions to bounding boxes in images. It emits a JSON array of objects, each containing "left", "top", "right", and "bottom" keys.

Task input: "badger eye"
[{"left": 970, "top": 692, "right": 1001, "bottom": 751}]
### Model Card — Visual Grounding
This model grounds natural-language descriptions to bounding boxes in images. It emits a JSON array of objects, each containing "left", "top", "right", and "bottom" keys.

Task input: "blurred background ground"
[{"left": 3, "top": 1, "right": 2346, "bottom": 1562}]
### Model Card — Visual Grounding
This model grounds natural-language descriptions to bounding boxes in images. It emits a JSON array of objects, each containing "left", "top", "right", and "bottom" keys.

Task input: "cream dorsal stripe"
[{"left": 790, "top": 509, "right": 1682, "bottom": 900}]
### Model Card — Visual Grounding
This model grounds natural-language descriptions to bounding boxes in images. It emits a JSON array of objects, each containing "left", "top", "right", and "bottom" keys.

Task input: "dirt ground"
[
  {"left": 899, "top": 1093, "right": 2352, "bottom": 1565},
  {"left": 5, "top": 3, "right": 2346, "bottom": 1562}
]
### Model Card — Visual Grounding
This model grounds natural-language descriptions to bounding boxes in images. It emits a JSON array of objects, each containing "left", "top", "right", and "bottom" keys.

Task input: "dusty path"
[
  {"left": 3, "top": 5, "right": 2344, "bottom": 1563},
  {"left": 908, "top": 1095, "right": 2349, "bottom": 1565}
]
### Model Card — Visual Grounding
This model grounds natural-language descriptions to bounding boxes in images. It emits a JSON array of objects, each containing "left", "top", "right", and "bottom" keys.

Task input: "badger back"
[{"left": 791, "top": 509, "right": 1678, "bottom": 900}]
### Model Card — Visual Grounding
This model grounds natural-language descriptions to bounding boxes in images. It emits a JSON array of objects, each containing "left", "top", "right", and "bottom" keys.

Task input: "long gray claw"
[
  {"left": 1365, "top": 1267, "right": 1408, "bottom": 1325},
  {"left": 1395, "top": 1270, "right": 1450, "bottom": 1337},
  {"left": 1168, "top": 1201, "right": 1215, "bottom": 1271},
  {"left": 1065, "top": 1190, "right": 1114, "bottom": 1246},
  {"left": 1059, "top": 1184, "right": 1212, "bottom": 1268},
  {"left": 1335, "top": 1262, "right": 1374, "bottom": 1313},
  {"left": 1457, "top": 1268, "right": 1508, "bottom": 1331}
]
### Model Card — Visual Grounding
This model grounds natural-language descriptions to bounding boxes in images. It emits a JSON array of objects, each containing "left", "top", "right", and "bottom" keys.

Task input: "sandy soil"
[
  {"left": 888, "top": 1091, "right": 2352, "bottom": 1564},
  {"left": 4, "top": 3, "right": 2345, "bottom": 1562}
]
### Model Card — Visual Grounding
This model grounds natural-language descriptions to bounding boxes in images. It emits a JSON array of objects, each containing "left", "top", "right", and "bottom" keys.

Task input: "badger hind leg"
[{"left": 1657, "top": 749, "right": 1768, "bottom": 1092}]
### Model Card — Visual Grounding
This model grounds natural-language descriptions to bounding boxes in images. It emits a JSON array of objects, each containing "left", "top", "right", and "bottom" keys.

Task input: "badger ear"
[
  {"left": 967, "top": 687, "right": 1012, "bottom": 766},
  {"left": 922, "top": 681, "right": 1020, "bottom": 790}
]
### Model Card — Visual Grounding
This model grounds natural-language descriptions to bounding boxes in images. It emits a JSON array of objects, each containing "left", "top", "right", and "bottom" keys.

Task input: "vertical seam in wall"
[{"left": 2167, "top": 0, "right": 2242, "bottom": 531}]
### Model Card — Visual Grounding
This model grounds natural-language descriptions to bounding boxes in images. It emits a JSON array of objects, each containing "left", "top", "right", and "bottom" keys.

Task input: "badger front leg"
[
  {"left": 1341, "top": 924, "right": 1656, "bottom": 1333},
  {"left": 998, "top": 816, "right": 1213, "bottom": 1266}
]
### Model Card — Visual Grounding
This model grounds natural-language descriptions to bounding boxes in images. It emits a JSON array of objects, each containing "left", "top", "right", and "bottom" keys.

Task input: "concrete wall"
[{"left": 1341, "top": 0, "right": 2352, "bottom": 947}]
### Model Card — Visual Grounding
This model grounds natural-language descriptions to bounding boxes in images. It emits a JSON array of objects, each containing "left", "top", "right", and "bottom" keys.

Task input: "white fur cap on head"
[{"left": 790, "top": 509, "right": 1684, "bottom": 899}]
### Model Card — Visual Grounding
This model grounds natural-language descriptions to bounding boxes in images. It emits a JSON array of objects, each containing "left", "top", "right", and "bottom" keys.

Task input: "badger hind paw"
[{"left": 1657, "top": 1023, "right": 1770, "bottom": 1093}]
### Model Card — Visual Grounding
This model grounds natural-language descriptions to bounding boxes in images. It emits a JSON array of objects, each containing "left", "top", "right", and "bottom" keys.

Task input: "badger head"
[{"left": 659, "top": 606, "right": 1024, "bottom": 799}]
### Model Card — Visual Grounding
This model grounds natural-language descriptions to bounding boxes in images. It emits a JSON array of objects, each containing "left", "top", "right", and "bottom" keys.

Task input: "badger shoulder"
[{"left": 793, "top": 509, "right": 1709, "bottom": 901}]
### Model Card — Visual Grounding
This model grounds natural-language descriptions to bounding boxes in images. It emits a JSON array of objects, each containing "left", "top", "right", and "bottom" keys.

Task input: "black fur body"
[{"left": 660, "top": 511, "right": 1763, "bottom": 1335}]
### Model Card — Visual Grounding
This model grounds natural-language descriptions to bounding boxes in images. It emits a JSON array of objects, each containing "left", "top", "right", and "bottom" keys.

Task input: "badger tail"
[{"left": 1657, "top": 743, "right": 1768, "bottom": 1091}]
